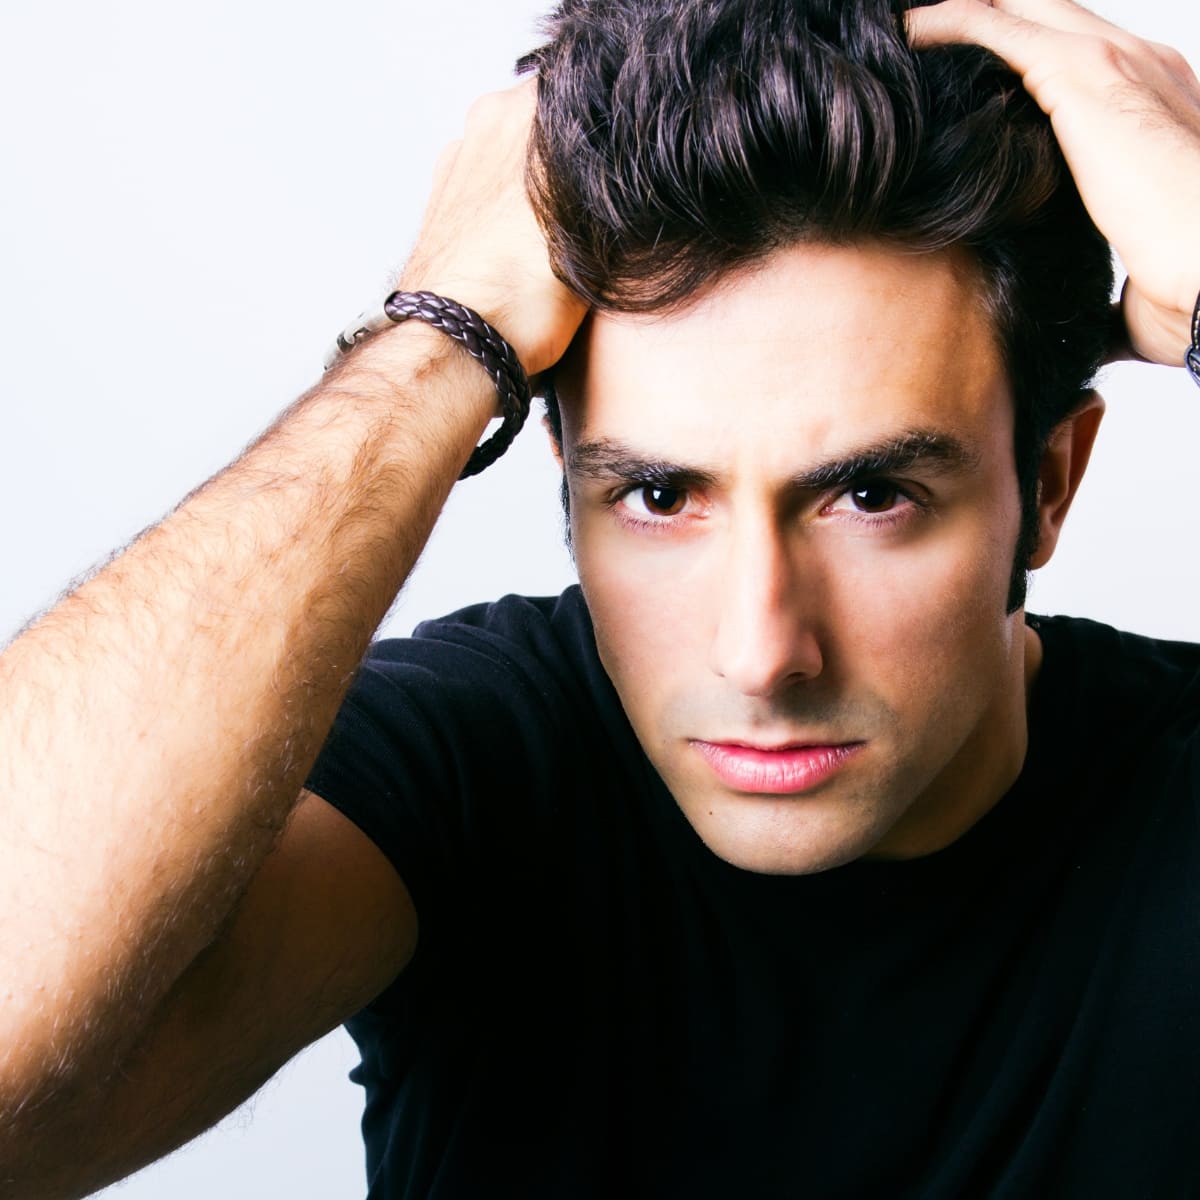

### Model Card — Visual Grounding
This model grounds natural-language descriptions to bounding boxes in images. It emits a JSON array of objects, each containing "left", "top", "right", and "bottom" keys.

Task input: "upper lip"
[{"left": 696, "top": 737, "right": 860, "bottom": 753}]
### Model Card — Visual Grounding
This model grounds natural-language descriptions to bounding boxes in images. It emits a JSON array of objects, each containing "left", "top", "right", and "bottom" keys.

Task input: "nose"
[{"left": 708, "top": 513, "right": 825, "bottom": 697}]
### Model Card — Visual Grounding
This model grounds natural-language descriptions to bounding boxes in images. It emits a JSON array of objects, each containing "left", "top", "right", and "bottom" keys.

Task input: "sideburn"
[{"left": 1007, "top": 458, "right": 1042, "bottom": 614}]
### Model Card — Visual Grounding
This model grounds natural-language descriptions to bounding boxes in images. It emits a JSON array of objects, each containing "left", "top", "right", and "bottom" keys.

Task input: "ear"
[
  {"left": 1026, "top": 391, "right": 1105, "bottom": 570},
  {"left": 542, "top": 411, "right": 564, "bottom": 469}
]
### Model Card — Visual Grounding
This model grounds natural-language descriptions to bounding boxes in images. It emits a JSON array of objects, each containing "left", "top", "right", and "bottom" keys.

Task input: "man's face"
[{"left": 558, "top": 241, "right": 1038, "bottom": 874}]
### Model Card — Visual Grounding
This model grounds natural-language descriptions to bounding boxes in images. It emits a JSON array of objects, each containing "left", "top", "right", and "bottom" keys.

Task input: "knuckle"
[
  {"left": 931, "top": 0, "right": 979, "bottom": 26},
  {"left": 1078, "top": 34, "right": 1137, "bottom": 80},
  {"left": 1082, "top": 31, "right": 1190, "bottom": 85},
  {"left": 463, "top": 92, "right": 505, "bottom": 132},
  {"left": 1153, "top": 43, "right": 1197, "bottom": 81}
]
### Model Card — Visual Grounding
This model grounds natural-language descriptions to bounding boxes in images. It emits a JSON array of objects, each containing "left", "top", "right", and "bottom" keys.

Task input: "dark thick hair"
[{"left": 519, "top": 0, "right": 1114, "bottom": 611}]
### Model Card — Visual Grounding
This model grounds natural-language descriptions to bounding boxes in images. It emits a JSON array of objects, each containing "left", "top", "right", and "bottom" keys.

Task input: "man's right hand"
[
  {"left": 0, "top": 72, "right": 582, "bottom": 1200},
  {"left": 401, "top": 79, "right": 588, "bottom": 378}
]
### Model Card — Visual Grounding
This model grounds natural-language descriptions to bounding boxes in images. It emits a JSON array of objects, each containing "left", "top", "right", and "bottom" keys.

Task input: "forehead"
[{"left": 558, "top": 241, "right": 1011, "bottom": 470}]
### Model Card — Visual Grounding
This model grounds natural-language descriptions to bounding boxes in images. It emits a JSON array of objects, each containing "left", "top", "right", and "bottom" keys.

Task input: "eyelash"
[
  {"left": 824, "top": 479, "right": 928, "bottom": 530},
  {"left": 606, "top": 478, "right": 928, "bottom": 533}
]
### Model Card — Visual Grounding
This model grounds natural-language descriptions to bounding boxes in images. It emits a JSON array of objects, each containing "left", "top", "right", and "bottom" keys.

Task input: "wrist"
[
  {"left": 323, "top": 291, "right": 533, "bottom": 477},
  {"left": 1187, "top": 296, "right": 1200, "bottom": 389},
  {"left": 326, "top": 316, "right": 492, "bottom": 409},
  {"left": 1120, "top": 281, "right": 1200, "bottom": 370}
]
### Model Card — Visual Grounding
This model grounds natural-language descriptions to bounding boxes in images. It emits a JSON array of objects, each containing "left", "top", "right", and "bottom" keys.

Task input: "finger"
[
  {"left": 907, "top": 1, "right": 1069, "bottom": 63},
  {"left": 905, "top": 0, "right": 1189, "bottom": 119},
  {"left": 906, "top": 2, "right": 1084, "bottom": 93},
  {"left": 990, "top": 0, "right": 1200, "bottom": 87},
  {"left": 987, "top": 0, "right": 1144, "bottom": 47},
  {"left": 908, "top": 1, "right": 1200, "bottom": 95}
]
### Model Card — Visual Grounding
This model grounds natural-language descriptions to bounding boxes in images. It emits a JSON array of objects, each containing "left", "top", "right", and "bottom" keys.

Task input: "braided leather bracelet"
[
  {"left": 325, "top": 291, "right": 532, "bottom": 479},
  {"left": 1188, "top": 289, "right": 1200, "bottom": 390}
]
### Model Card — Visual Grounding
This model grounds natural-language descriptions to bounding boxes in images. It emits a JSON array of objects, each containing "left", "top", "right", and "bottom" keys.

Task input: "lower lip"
[{"left": 692, "top": 741, "right": 863, "bottom": 795}]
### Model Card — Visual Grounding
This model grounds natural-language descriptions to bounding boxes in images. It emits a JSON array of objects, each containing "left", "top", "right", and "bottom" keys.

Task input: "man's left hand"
[{"left": 907, "top": 0, "right": 1200, "bottom": 368}]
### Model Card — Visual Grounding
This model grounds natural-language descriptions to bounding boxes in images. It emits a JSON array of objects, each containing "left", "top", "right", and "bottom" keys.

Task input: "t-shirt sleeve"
[{"left": 302, "top": 593, "right": 589, "bottom": 968}]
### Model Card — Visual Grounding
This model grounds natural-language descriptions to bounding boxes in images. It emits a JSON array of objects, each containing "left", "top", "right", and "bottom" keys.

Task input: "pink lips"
[{"left": 692, "top": 740, "right": 863, "bottom": 794}]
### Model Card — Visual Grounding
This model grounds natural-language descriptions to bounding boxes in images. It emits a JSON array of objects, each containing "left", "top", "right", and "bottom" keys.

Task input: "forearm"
[{"left": 0, "top": 321, "right": 491, "bottom": 1129}]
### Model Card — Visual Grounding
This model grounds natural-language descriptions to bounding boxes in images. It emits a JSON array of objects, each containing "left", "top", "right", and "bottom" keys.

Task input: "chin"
[{"left": 680, "top": 791, "right": 905, "bottom": 876}]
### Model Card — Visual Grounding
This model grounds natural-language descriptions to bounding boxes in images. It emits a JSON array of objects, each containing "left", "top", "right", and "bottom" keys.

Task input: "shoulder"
[
  {"left": 1029, "top": 612, "right": 1200, "bottom": 756},
  {"left": 1032, "top": 613, "right": 1200, "bottom": 704},
  {"left": 310, "top": 585, "right": 627, "bottom": 802},
  {"left": 304, "top": 587, "right": 636, "bottom": 981},
  {"left": 363, "top": 586, "right": 597, "bottom": 696}
]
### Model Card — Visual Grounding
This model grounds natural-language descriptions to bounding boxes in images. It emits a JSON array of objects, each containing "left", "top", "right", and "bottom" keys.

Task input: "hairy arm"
[
  {"left": 0, "top": 80, "right": 585, "bottom": 1193},
  {"left": 0, "top": 321, "right": 488, "bottom": 1168},
  {"left": 6, "top": 790, "right": 418, "bottom": 1200}
]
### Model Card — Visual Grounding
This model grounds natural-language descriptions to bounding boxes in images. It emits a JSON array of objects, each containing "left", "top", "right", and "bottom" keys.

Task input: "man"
[{"left": 2, "top": 1, "right": 1199, "bottom": 1198}]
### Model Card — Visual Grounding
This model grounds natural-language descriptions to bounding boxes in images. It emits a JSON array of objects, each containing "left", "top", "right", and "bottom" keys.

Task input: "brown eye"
[
  {"left": 642, "top": 486, "right": 686, "bottom": 516},
  {"left": 850, "top": 481, "right": 898, "bottom": 513},
  {"left": 618, "top": 484, "right": 690, "bottom": 520}
]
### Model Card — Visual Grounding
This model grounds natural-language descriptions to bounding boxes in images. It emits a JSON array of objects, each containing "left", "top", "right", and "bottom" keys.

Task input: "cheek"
[
  {"left": 827, "top": 495, "right": 1021, "bottom": 708},
  {"left": 572, "top": 518, "right": 708, "bottom": 724},
  {"left": 576, "top": 541, "right": 679, "bottom": 682}
]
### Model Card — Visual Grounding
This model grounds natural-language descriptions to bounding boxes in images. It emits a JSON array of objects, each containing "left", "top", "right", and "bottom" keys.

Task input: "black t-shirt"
[{"left": 304, "top": 586, "right": 1200, "bottom": 1199}]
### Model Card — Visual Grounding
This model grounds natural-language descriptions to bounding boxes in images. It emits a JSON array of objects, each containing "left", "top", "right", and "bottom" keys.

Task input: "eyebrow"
[{"left": 567, "top": 428, "right": 982, "bottom": 492}]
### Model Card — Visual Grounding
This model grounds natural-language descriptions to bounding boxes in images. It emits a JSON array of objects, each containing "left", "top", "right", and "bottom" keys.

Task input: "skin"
[{"left": 556, "top": 240, "right": 1101, "bottom": 874}]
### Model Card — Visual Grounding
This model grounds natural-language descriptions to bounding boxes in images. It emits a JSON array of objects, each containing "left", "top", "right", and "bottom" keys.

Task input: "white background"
[{"left": 2, "top": 1, "right": 1198, "bottom": 1196}]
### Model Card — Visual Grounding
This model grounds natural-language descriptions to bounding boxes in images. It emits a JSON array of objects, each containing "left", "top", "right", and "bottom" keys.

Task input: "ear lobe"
[{"left": 1027, "top": 391, "right": 1105, "bottom": 570}]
